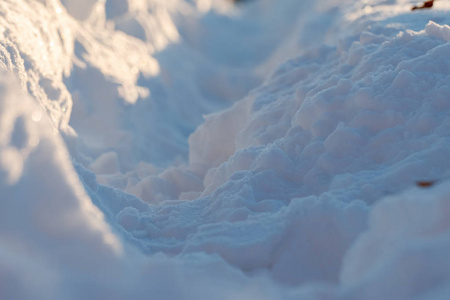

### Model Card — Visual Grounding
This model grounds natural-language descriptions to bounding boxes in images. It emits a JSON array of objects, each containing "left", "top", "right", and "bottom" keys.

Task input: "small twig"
[
  {"left": 416, "top": 180, "right": 436, "bottom": 188},
  {"left": 412, "top": 0, "right": 435, "bottom": 11}
]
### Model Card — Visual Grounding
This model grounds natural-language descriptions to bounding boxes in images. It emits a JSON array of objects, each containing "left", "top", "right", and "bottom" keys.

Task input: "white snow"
[{"left": 1, "top": 0, "right": 450, "bottom": 299}]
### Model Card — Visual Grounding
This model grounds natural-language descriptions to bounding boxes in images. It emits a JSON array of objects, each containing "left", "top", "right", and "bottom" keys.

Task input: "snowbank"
[{"left": 1, "top": 0, "right": 450, "bottom": 299}]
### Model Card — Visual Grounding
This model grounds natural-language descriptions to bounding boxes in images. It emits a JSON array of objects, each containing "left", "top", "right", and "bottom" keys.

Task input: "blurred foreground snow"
[{"left": 1, "top": 0, "right": 450, "bottom": 299}]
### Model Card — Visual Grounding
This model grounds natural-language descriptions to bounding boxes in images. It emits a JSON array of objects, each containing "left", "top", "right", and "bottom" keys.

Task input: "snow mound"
[{"left": 0, "top": 73, "right": 122, "bottom": 298}]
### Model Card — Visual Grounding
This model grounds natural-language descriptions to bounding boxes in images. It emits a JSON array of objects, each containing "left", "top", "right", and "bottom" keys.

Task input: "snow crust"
[{"left": 1, "top": 0, "right": 450, "bottom": 299}]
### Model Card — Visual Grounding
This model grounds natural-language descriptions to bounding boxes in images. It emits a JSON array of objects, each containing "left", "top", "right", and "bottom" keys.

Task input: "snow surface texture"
[{"left": 1, "top": 0, "right": 450, "bottom": 299}]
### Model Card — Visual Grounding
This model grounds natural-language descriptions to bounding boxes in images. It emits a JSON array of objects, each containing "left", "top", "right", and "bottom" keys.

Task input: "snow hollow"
[{"left": 1, "top": 0, "right": 450, "bottom": 299}]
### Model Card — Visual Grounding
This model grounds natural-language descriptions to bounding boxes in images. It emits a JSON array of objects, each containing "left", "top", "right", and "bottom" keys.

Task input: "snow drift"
[{"left": 1, "top": 0, "right": 450, "bottom": 299}]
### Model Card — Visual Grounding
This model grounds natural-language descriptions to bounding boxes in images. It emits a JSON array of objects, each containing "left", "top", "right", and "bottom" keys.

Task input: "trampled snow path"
[{"left": 1, "top": 0, "right": 450, "bottom": 299}]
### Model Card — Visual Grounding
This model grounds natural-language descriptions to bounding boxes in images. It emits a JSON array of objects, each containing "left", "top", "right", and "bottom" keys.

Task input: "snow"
[{"left": 1, "top": 0, "right": 450, "bottom": 299}]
